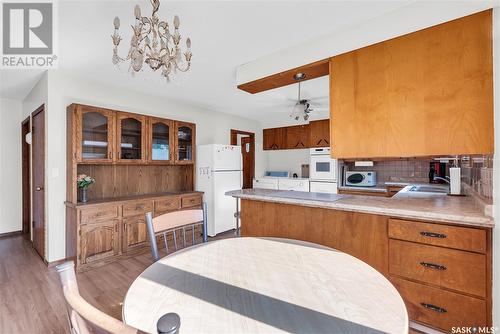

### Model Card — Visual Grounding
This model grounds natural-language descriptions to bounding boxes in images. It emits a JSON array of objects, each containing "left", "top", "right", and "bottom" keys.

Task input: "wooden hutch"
[{"left": 65, "top": 103, "right": 203, "bottom": 270}]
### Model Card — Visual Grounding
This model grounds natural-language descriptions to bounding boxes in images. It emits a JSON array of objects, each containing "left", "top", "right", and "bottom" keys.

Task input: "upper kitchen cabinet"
[
  {"left": 74, "top": 105, "right": 115, "bottom": 163},
  {"left": 330, "top": 10, "right": 493, "bottom": 159},
  {"left": 263, "top": 127, "right": 286, "bottom": 150},
  {"left": 116, "top": 112, "right": 147, "bottom": 163},
  {"left": 174, "top": 121, "right": 196, "bottom": 164},
  {"left": 309, "top": 120, "right": 330, "bottom": 148},
  {"left": 148, "top": 117, "right": 173, "bottom": 164},
  {"left": 285, "top": 125, "right": 310, "bottom": 149}
]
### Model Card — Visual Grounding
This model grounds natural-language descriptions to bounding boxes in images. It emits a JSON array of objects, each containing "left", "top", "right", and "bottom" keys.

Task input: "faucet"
[{"left": 433, "top": 176, "right": 450, "bottom": 184}]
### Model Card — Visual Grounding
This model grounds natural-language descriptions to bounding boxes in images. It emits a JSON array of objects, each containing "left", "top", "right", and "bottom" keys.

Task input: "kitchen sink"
[{"left": 408, "top": 185, "right": 449, "bottom": 194}]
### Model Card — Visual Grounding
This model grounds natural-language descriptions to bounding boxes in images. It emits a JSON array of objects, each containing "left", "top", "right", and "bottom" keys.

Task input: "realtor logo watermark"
[{"left": 2, "top": 2, "right": 57, "bottom": 68}]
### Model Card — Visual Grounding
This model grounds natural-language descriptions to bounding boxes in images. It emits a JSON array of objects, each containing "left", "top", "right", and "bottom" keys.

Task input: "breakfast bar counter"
[
  {"left": 226, "top": 188, "right": 493, "bottom": 332},
  {"left": 226, "top": 188, "right": 493, "bottom": 228}
]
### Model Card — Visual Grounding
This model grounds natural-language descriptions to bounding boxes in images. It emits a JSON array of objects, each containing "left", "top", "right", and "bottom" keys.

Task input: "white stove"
[{"left": 253, "top": 171, "right": 309, "bottom": 192}]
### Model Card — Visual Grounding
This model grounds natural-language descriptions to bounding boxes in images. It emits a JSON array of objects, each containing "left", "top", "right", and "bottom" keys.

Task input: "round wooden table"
[{"left": 123, "top": 237, "right": 408, "bottom": 333}]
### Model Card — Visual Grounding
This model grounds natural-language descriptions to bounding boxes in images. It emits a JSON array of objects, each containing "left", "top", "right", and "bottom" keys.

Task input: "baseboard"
[
  {"left": 45, "top": 257, "right": 74, "bottom": 268},
  {"left": 0, "top": 230, "right": 22, "bottom": 238}
]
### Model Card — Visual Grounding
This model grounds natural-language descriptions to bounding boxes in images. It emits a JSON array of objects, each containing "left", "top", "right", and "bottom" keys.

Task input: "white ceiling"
[{"left": 2, "top": 1, "right": 417, "bottom": 123}]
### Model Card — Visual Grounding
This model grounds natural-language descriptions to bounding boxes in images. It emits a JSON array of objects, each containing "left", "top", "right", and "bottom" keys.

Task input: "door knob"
[{"left": 36, "top": 187, "right": 44, "bottom": 191}]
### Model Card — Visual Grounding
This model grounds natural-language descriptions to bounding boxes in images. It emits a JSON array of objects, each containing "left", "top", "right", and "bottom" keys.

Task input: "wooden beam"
[{"left": 237, "top": 59, "right": 330, "bottom": 94}]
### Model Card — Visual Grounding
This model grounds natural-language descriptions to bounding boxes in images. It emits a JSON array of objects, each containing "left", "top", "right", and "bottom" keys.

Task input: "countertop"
[
  {"left": 226, "top": 188, "right": 493, "bottom": 228},
  {"left": 65, "top": 191, "right": 203, "bottom": 208}
]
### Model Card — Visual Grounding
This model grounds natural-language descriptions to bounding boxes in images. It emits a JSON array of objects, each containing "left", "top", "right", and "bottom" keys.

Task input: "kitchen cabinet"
[
  {"left": 116, "top": 112, "right": 147, "bottom": 163},
  {"left": 239, "top": 199, "right": 492, "bottom": 332},
  {"left": 148, "top": 117, "right": 174, "bottom": 164},
  {"left": 330, "top": 10, "right": 493, "bottom": 158},
  {"left": 309, "top": 119, "right": 329, "bottom": 148},
  {"left": 285, "top": 125, "right": 310, "bottom": 149},
  {"left": 263, "top": 127, "right": 286, "bottom": 150},
  {"left": 75, "top": 105, "right": 115, "bottom": 163},
  {"left": 174, "top": 121, "right": 196, "bottom": 164}
]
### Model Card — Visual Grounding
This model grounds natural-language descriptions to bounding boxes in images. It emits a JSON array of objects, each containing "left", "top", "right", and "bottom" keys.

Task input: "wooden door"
[
  {"left": 174, "top": 121, "right": 196, "bottom": 164},
  {"left": 76, "top": 105, "right": 115, "bottom": 163},
  {"left": 241, "top": 137, "right": 255, "bottom": 189},
  {"left": 285, "top": 125, "right": 310, "bottom": 149},
  {"left": 148, "top": 117, "right": 174, "bottom": 164},
  {"left": 80, "top": 220, "right": 119, "bottom": 264},
  {"left": 32, "top": 106, "right": 45, "bottom": 258},
  {"left": 309, "top": 119, "right": 330, "bottom": 148},
  {"left": 116, "top": 112, "right": 147, "bottom": 163},
  {"left": 21, "top": 117, "right": 31, "bottom": 237},
  {"left": 122, "top": 215, "right": 149, "bottom": 253}
]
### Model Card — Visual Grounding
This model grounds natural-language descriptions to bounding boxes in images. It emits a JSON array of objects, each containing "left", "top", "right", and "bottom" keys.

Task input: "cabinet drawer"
[
  {"left": 155, "top": 197, "right": 181, "bottom": 212},
  {"left": 122, "top": 201, "right": 153, "bottom": 218},
  {"left": 181, "top": 195, "right": 202, "bottom": 208},
  {"left": 391, "top": 276, "right": 487, "bottom": 332},
  {"left": 388, "top": 218, "right": 486, "bottom": 253},
  {"left": 81, "top": 205, "right": 119, "bottom": 224},
  {"left": 389, "top": 239, "right": 486, "bottom": 297}
]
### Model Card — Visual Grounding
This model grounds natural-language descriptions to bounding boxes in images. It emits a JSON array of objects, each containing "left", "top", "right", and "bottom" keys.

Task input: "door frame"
[
  {"left": 230, "top": 129, "right": 255, "bottom": 189},
  {"left": 32, "top": 104, "right": 45, "bottom": 260},
  {"left": 21, "top": 116, "right": 31, "bottom": 238}
]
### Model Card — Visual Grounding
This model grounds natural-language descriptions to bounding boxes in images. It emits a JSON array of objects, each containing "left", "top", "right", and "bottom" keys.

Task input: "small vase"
[{"left": 79, "top": 187, "right": 88, "bottom": 203}]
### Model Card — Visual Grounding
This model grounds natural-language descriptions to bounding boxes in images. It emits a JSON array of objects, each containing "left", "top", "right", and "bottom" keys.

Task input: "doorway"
[
  {"left": 21, "top": 117, "right": 31, "bottom": 238},
  {"left": 230, "top": 129, "right": 255, "bottom": 189},
  {"left": 32, "top": 105, "right": 45, "bottom": 259}
]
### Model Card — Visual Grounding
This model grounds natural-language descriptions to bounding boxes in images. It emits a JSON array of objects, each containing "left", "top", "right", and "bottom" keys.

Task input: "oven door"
[{"left": 310, "top": 155, "right": 337, "bottom": 182}]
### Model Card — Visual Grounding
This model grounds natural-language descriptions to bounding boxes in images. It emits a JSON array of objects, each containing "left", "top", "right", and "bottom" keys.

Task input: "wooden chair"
[
  {"left": 56, "top": 261, "right": 180, "bottom": 334},
  {"left": 145, "top": 203, "right": 208, "bottom": 261}
]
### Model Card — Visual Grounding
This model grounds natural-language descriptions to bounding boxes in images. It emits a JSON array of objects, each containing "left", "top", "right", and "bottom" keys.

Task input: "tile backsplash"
[
  {"left": 341, "top": 156, "right": 493, "bottom": 199},
  {"left": 460, "top": 155, "right": 493, "bottom": 199},
  {"left": 342, "top": 159, "right": 431, "bottom": 184}
]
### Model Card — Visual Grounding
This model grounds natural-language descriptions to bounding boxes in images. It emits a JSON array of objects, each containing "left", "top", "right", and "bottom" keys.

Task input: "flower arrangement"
[{"left": 77, "top": 174, "right": 95, "bottom": 189}]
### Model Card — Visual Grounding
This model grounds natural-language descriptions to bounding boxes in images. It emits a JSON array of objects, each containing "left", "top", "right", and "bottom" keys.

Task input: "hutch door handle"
[
  {"left": 420, "top": 303, "right": 447, "bottom": 313},
  {"left": 420, "top": 231, "right": 447, "bottom": 239},
  {"left": 36, "top": 187, "right": 44, "bottom": 191},
  {"left": 420, "top": 262, "right": 446, "bottom": 270}
]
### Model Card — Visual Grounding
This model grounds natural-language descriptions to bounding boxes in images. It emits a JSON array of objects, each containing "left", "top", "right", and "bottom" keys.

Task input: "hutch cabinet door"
[
  {"left": 148, "top": 117, "right": 174, "bottom": 164},
  {"left": 76, "top": 105, "right": 115, "bottom": 163},
  {"left": 116, "top": 112, "right": 147, "bottom": 163},
  {"left": 174, "top": 121, "right": 196, "bottom": 164},
  {"left": 79, "top": 219, "right": 119, "bottom": 264},
  {"left": 309, "top": 119, "right": 330, "bottom": 148},
  {"left": 122, "top": 215, "right": 149, "bottom": 253}
]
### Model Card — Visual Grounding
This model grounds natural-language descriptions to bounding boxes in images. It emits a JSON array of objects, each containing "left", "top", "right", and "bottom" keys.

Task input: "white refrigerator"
[{"left": 196, "top": 144, "right": 242, "bottom": 236}]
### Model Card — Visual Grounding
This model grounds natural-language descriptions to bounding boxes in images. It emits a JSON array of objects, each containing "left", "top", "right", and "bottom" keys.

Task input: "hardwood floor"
[{"left": 0, "top": 231, "right": 235, "bottom": 333}]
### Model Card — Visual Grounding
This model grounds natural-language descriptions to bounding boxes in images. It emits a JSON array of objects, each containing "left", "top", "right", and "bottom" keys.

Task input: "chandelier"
[{"left": 111, "top": 0, "right": 192, "bottom": 80}]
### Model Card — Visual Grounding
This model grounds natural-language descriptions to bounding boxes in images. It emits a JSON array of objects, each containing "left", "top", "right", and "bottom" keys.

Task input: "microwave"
[
  {"left": 309, "top": 148, "right": 338, "bottom": 182},
  {"left": 345, "top": 171, "right": 377, "bottom": 187}
]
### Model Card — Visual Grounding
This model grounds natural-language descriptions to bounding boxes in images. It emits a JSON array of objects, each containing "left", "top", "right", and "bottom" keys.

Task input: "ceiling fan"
[{"left": 289, "top": 73, "right": 328, "bottom": 122}]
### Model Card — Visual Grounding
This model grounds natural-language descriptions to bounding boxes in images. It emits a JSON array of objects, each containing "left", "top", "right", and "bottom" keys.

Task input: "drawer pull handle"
[
  {"left": 419, "top": 262, "right": 446, "bottom": 270},
  {"left": 420, "top": 303, "right": 447, "bottom": 313},
  {"left": 420, "top": 231, "right": 447, "bottom": 239}
]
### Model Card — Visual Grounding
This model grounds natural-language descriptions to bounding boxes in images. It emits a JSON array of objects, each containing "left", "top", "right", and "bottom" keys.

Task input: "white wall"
[
  {"left": 44, "top": 70, "right": 265, "bottom": 262},
  {"left": 492, "top": 6, "right": 500, "bottom": 330},
  {"left": 0, "top": 99, "right": 23, "bottom": 235},
  {"left": 265, "top": 149, "right": 309, "bottom": 177},
  {"left": 237, "top": 1, "right": 497, "bottom": 84}
]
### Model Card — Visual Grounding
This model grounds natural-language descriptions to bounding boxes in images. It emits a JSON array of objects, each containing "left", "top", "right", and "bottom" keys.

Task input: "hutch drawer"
[
  {"left": 81, "top": 205, "right": 119, "bottom": 224},
  {"left": 122, "top": 201, "right": 154, "bottom": 218}
]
